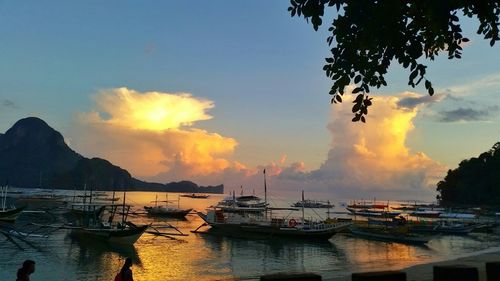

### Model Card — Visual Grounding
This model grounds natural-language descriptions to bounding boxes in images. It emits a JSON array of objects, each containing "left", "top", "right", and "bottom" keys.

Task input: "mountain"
[{"left": 0, "top": 117, "right": 223, "bottom": 193}]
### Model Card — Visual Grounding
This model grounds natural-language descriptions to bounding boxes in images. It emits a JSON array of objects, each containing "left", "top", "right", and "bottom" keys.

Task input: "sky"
[{"left": 0, "top": 1, "right": 499, "bottom": 201}]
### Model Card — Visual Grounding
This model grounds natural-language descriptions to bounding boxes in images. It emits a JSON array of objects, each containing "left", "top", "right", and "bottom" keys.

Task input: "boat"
[
  {"left": 67, "top": 191, "right": 148, "bottom": 245},
  {"left": 180, "top": 193, "right": 209, "bottom": 199},
  {"left": 349, "top": 225, "right": 431, "bottom": 245},
  {"left": 292, "top": 199, "right": 333, "bottom": 208},
  {"left": 144, "top": 194, "right": 192, "bottom": 218},
  {"left": 196, "top": 208, "right": 352, "bottom": 239},
  {"left": 194, "top": 174, "right": 352, "bottom": 240},
  {"left": 409, "top": 220, "right": 475, "bottom": 235},
  {"left": 0, "top": 185, "right": 25, "bottom": 222},
  {"left": 347, "top": 200, "right": 388, "bottom": 209},
  {"left": 215, "top": 193, "right": 268, "bottom": 212},
  {"left": 409, "top": 209, "right": 442, "bottom": 218},
  {"left": 438, "top": 212, "right": 477, "bottom": 219},
  {"left": 346, "top": 207, "right": 401, "bottom": 218}
]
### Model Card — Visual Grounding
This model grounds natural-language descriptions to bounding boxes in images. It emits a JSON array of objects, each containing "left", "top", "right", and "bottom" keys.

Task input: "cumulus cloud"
[
  {"left": 70, "top": 88, "right": 238, "bottom": 179},
  {"left": 86, "top": 87, "right": 214, "bottom": 130},
  {"left": 69, "top": 87, "right": 446, "bottom": 201},
  {"left": 273, "top": 94, "right": 447, "bottom": 200}
]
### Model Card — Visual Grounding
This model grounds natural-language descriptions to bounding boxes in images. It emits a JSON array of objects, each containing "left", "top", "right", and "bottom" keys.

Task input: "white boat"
[
  {"left": 438, "top": 212, "right": 477, "bottom": 219},
  {"left": 346, "top": 207, "right": 401, "bottom": 218},
  {"left": 195, "top": 175, "right": 352, "bottom": 239},
  {"left": 197, "top": 208, "right": 352, "bottom": 239}
]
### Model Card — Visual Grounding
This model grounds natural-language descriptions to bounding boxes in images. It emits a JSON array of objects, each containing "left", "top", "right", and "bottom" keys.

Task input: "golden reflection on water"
[
  {"left": 2, "top": 191, "right": 499, "bottom": 281},
  {"left": 341, "top": 238, "right": 424, "bottom": 271}
]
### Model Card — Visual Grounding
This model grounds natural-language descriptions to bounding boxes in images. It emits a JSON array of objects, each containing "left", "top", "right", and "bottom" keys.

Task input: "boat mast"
[
  {"left": 121, "top": 189, "right": 126, "bottom": 228},
  {"left": 302, "top": 190, "right": 305, "bottom": 223},
  {"left": 263, "top": 169, "right": 267, "bottom": 219}
]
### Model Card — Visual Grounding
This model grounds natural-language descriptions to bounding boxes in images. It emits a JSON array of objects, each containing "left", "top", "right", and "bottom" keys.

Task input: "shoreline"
[{"left": 327, "top": 247, "right": 500, "bottom": 281}]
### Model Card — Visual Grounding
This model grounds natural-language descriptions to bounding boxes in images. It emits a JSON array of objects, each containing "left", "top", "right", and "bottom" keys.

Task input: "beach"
[{"left": 329, "top": 247, "right": 500, "bottom": 281}]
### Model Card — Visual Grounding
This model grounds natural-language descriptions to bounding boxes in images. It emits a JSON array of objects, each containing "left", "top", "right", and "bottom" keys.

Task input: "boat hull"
[
  {"left": 197, "top": 212, "right": 352, "bottom": 240},
  {"left": 0, "top": 206, "right": 25, "bottom": 222},
  {"left": 70, "top": 224, "right": 148, "bottom": 245},
  {"left": 350, "top": 227, "right": 430, "bottom": 245},
  {"left": 144, "top": 207, "right": 192, "bottom": 218}
]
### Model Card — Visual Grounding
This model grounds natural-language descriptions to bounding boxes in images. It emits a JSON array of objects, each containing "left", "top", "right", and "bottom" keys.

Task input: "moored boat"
[
  {"left": 346, "top": 207, "right": 401, "bottom": 218},
  {"left": 144, "top": 193, "right": 192, "bottom": 218},
  {"left": 180, "top": 193, "right": 209, "bottom": 199},
  {"left": 197, "top": 209, "right": 352, "bottom": 239},
  {"left": 349, "top": 226, "right": 431, "bottom": 245},
  {"left": 0, "top": 185, "right": 25, "bottom": 222},
  {"left": 68, "top": 191, "right": 148, "bottom": 245},
  {"left": 409, "top": 220, "right": 475, "bottom": 235}
]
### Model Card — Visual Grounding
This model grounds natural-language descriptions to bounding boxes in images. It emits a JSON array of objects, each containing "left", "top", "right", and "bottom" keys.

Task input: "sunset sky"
[{"left": 1, "top": 1, "right": 499, "bottom": 200}]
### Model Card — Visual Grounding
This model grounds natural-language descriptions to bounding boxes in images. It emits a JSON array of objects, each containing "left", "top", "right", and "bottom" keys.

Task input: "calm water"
[{"left": 1, "top": 191, "right": 500, "bottom": 281}]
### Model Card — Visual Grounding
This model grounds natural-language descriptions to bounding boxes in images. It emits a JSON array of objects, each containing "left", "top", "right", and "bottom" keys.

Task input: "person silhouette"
[
  {"left": 16, "top": 260, "right": 35, "bottom": 281},
  {"left": 115, "top": 257, "right": 134, "bottom": 281}
]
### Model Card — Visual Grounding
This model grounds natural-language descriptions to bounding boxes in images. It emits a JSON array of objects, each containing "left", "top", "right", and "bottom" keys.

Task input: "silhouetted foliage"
[
  {"left": 437, "top": 142, "right": 500, "bottom": 206},
  {"left": 288, "top": 0, "right": 500, "bottom": 122}
]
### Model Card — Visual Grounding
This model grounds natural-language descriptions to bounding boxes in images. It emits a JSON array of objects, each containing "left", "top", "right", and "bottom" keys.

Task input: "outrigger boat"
[
  {"left": 144, "top": 193, "right": 192, "bottom": 218},
  {"left": 180, "top": 193, "right": 209, "bottom": 199},
  {"left": 409, "top": 220, "right": 475, "bottom": 235},
  {"left": 194, "top": 173, "right": 352, "bottom": 240},
  {"left": 346, "top": 207, "right": 401, "bottom": 218},
  {"left": 66, "top": 190, "right": 148, "bottom": 245},
  {"left": 0, "top": 185, "right": 25, "bottom": 222},
  {"left": 349, "top": 225, "right": 432, "bottom": 245}
]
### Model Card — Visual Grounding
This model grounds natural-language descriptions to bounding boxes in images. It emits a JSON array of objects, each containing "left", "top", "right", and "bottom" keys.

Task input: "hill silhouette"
[
  {"left": 437, "top": 142, "right": 500, "bottom": 206},
  {"left": 0, "top": 117, "right": 223, "bottom": 193}
]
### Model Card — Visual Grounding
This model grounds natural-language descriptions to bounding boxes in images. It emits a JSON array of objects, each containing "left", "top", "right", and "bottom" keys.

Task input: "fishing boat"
[
  {"left": 216, "top": 193, "right": 268, "bottom": 213},
  {"left": 346, "top": 207, "right": 401, "bottom": 218},
  {"left": 409, "top": 220, "right": 475, "bottom": 235},
  {"left": 194, "top": 172, "right": 352, "bottom": 239},
  {"left": 347, "top": 200, "right": 388, "bottom": 209},
  {"left": 67, "top": 191, "right": 148, "bottom": 245},
  {"left": 291, "top": 199, "right": 333, "bottom": 208},
  {"left": 349, "top": 225, "right": 431, "bottom": 245},
  {"left": 144, "top": 193, "right": 192, "bottom": 218},
  {"left": 180, "top": 193, "right": 209, "bottom": 199},
  {"left": 409, "top": 209, "right": 442, "bottom": 218},
  {"left": 0, "top": 186, "right": 25, "bottom": 222},
  {"left": 196, "top": 208, "right": 352, "bottom": 239}
]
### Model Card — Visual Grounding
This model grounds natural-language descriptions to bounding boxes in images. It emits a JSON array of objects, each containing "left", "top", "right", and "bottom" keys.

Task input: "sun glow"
[
  {"left": 76, "top": 88, "right": 238, "bottom": 178},
  {"left": 92, "top": 87, "right": 214, "bottom": 131}
]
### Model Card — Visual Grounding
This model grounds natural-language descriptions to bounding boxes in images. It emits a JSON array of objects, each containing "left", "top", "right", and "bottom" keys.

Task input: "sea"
[{"left": 1, "top": 190, "right": 500, "bottom": 281}]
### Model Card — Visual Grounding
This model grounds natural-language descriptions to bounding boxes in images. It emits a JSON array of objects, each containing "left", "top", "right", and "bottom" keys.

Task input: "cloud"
[
  {"left": 444, "top": 72, "right": 500, "bottom": 97},
  {"left": 69, "top": 88, "right": 445, "bottom": 201},
  {"left": 273, "top": 94, "right": 447, "bottom": 200},
  {"left": 2, "top": 99, "right": 17, "bottom": 109},
  {"left": 434, "top": 106, "right": 499, "bottom": 122},
  {"left": 70, "top": 88, "right": 238, "bottom": 178},
  {"left": 396, "top": 92, "right": 442, "bottom": 109},
  {"left": 86, "top": 87, "right": 214, "bottom": 130}
]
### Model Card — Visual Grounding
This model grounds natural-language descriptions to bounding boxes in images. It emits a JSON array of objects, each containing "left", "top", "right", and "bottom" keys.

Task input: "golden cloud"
[
  {"left": 318, "top": 93, "right": 447, "bottom": 197},
  {"left": 88, "top": 87, "right": 214, "bottom": 130},
  {"left": 72, "top": 88, "right": 238, "bottom": 178}
]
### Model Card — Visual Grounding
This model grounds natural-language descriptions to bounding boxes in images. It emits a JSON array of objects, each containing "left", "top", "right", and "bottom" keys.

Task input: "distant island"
[
  {"left": 437, "top": 142, "right": 500, "bottom": 207},
  {"left": 0, "top": 117, "right": 223, "bottom": 194}
]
